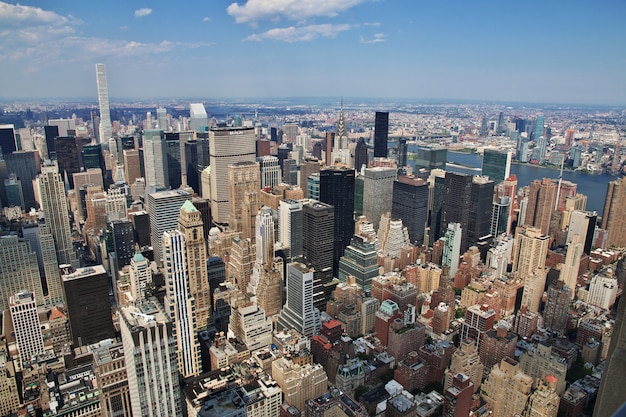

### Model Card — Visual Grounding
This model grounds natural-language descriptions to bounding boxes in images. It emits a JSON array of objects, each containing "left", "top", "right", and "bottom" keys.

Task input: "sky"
[{"left": 0, "top": 0, "right": 625, "bottom": 104}]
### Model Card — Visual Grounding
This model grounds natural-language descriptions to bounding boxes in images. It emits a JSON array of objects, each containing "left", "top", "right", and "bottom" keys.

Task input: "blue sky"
[{"left": 0, "top": 0, "right": 625, "bottom": 104}]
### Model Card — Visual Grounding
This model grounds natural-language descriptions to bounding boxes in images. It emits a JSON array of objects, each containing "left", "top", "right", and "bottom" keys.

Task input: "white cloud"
[
  {"left": 360, "top": 32, "right": 386, "bottom": 44},
  {"left": 227, "top": 0, "right": 364, "bottom": 24},
  {"left": 0, "top": 2, "right": 71, "bottom": 26},
  {"left": 134, "top": 8, "right": 153, "bottom": 17},
  {"left": 245, "top": 23, "right": 351, "bottom": 42},
  {"left": 203, "top": 16, "right": 211, "bottom": 22}
]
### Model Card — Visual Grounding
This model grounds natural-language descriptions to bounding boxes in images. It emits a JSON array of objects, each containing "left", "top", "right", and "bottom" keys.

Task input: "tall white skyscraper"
[
  {"left": 255, "top": 207, "right": 275, "bottom": 266},
  {"left": 36, "top": 161, "right": 77, "bottom": 268},
  {"left": 279, "top": 198, "right": 303, "bottom": 260},
  {"left": 147, "top": 189, "right": 190, "bottom": 264},
  {"left": 277, "top": 261, "right": 321, "bottom": 338},
  {"left": 10, "top": 290, "right": 45, "bottom": 364},
  {"left": 143, "top": 129, "right": 168, "bottom": 190},
  {"left": 442, "top": 222, "right": 462, "bottom": 277},
  {"left": 119, "top": 300, "right": 183, "bottom": 416},
  {"left": 189, "top": 103, "right": 208, "bottom": 132},
  {"left": 163, "top": 230, "right": 201, "bottom": 378},
  {"left": 560, "top": 234, "right": 583, "bottom": 298},
  {"left": 95, "top": 63, "right": 112, "bottom": 144}
]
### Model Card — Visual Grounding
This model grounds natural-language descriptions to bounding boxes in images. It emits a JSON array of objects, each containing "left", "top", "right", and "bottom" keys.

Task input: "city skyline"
[{"left": 0, "top": 0, "right": 625, "bottom": 105}]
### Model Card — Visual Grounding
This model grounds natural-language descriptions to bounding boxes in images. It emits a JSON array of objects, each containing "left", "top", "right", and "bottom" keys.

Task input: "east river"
[{"left": 408, "top": 151, "right": 621, "bottom": 216}]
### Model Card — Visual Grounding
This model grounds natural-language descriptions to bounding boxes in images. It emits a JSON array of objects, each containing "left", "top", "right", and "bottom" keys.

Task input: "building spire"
[{"left": 335, "top": 99, "right": 348, "bottom": 150}]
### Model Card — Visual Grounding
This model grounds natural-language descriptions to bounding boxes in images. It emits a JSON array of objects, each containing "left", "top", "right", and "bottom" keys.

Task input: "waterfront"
[{"left": 443, "top": 151, "right": 620, "bottom": 216}]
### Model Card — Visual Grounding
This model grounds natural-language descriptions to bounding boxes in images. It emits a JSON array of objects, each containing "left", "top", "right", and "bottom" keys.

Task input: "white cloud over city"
[
  {"left": 245, "top": 23, "right": 352, "bottom": 42},
  {"left": 227, "top": 0, "right": 365, "bottom": 23}
]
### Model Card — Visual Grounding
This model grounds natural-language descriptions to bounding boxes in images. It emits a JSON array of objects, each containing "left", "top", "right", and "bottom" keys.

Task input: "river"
[{"left": 437, "top": 151, "right": 620, "bottom": 216}]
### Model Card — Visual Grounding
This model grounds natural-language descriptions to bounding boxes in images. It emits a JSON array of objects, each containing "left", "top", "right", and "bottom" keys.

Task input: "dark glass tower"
[
  {"left": 82, "top": 144, "right": 107, "bottom": 187},
  {"left": 373, "top": 111, "right": 389, "bottom": 158},
  {"left": 429, "top": 174, "right": 446, "bottom": 244},
  {"left": 397, "top": 138, "right": 408, "bottom": 168},
  {"left": 111, "top": 219, "right": 135, "bottom": 270},
  {"left": 392, "top": 175, "right": 429, "bottom": 245},
  {"left": 44, "top": 125, "right": 59, "bottom": 159},
  {"left": 4, "top": 150, "right": 41, "bottom": 210},
  {"left": 185, "top": 140, "right": 199, "bottom": 194},
  {"left": 440, "top": 172, "right": 494, "bottom": 253},
  {"left": 337, "top": 235, "right": 379, "bottom": 290},
  {"left": 302, "top": 201, "right": 335, "bottom": 311},
  {"left": 482, "top": 149, "right": 510, "bottom": 183},
  {"left": 354, "top": 137, "right": 368, "bottom": 171},
  {"left": 62, "top": 265, "right": 115, "bottom": 347},
  {"left": 318, "top": 167, "right": 355, "bottom": 274},
  {"left": 164, "top": 132, "right": 182, "bottom": 189},
  {"left": 54, "top": 136, "right": 82, "bottom": 189},
  {"left": 414, "top": 147, "right": 447, "bottom": 171},
  {"left": 0, "top": 126, "right": 16, "bottom": 157}
]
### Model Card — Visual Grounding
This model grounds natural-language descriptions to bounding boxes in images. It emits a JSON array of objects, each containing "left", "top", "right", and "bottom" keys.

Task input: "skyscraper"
[
  {"left": 392, "top": 175, "right": 429, "bottom": 245},
  {"left": 362, "top": 166, "right": 396, "bottom": 230},
  {"left": 532, "top": 115, "right": 545, "bottom": 141},
  {"left": 147, "top": 189, "right": 191, "bottom": 264},
  {"left": 354, "top": 138, "right": 368, "bottom": 171},
  {"left": 178, "top": 201, "right": 212, "bottom": 331},
  {"left": 143, "top": 129, "right": 169, "bottom": 190},
  {"left": 490, "top": 196, "right": 510, "bottom": 237},
  {"left": 54, "top": 136, "right": 82, "bottom": 189},
  {"left": 164, "top": 132, "right": 182, "bottom": 189},
  {"left": 601, "top": 177, "right": 626, "bottom": 248},
  {"left": 4, "top": 150, "right": 41, "bottom": 211},
  {"left": 543, "top": 280, "right": 572, "bottom": 336},
  {"left": 129, "top": 248, "right": 151, "bottom": 302},
  {"left": 228, "top": 161, "right": 261, "bottom": 239},
  {"left": 318, "top": 166, "right": 355, "bottom": 273},
  {"left": 440, "top": 172, "right": 494, "bottom": 253},
  {"left": 512, "top": 226, "right": 549, "bottom": 278},
  {"left": 156, "top": 107, "right": 168, "bottom": 131},
  {"left": 278, "top": 198, "right": 303, "bottom": 261},
  {"left": 481, "top": 149, "right": 511, "bottom": 183},
  {"left": 36, "top": 161, "right": 77, "bottom": 267},
  {"left": 521, "top": 267, "right": 548, "bottom": 313},
  {"left": 525, "top": 178, "right": 557, "bottom": 236},
  {"left": 62, "top": 265, "right": 115, "bottom": 347},
  {"left": 560, "top": 234, "right": 582, "bottom": 295},
  {"left": 111, "top": 219, "right": 135, "bottom": 270},
  {"left": 9, "top": 290, "right": 45, "bottom": 364},
  {"left": 119, "top": 300, "right": 183, "bottom": 416},
  {"left": 123, "top": 149, "right": 142, "bottom": 185},
  {"left": 189, "top": 103, "right": 208, "bottom": 132},
  {"left": 594, "top": 294, "right": 626, "bottom": 417},
  {"left": 95, "top": 63, "right": 112, "bottom": 144},
  {"left": 442, "top": 223, "right": 463, "bottom": 277},
  {"left": 0, "top": 124, "right": 17, "bottom": 157},
  {"left": 82, "top": 144, "right": 107, "bottom": 188},
  {"left": 248, "top": 208, "right": 283, "bottom": 317},
  {"left": 277, "top": 262, "right": 321, "bottom": 338},
  {"left": 258, "top": 155, "right": 281, "bottom": 189},
  {"left": 373, "top": 111, "right": 389, "bottom": 158},
  {"left": 303, "top": 200, "right": 335, "bottom": 310},
  {"left": 337, "top": 233, "right": 379, "bottom": 290},
  {"left": 209, "top": 127, "right": 256, "bottom": 225},
  {"left": 163, "top": 230, "right": 201, "bottom": 378}
]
